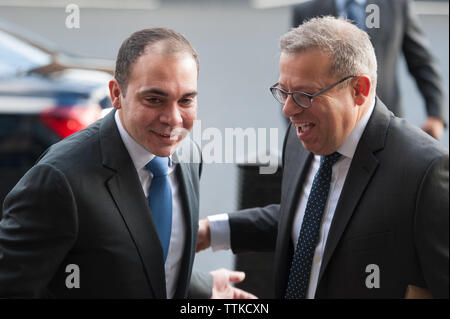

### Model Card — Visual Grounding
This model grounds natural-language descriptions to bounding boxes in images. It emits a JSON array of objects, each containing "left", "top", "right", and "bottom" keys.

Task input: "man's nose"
[
  {"left": 161, "top": 102, "right": 183, "bottom": 127},
  {"left": 282, "top": 95, "right": 303, "bottom": 119}
]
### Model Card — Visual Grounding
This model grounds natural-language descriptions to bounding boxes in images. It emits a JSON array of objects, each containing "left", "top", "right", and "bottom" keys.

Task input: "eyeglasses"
[{"left": 270, "top": 75, "right": 356, "bottom": 109}]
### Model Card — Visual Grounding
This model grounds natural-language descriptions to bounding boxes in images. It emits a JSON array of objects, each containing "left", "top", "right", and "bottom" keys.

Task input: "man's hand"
[
  {"left": 197, "top": 218, "right": 211, "bottom": 252},
  {"left": 209, "top": 268, "right": 258, "bottom": 299},
  {"left": 422, "top": 116, "right": 444, "bottom": 139}
]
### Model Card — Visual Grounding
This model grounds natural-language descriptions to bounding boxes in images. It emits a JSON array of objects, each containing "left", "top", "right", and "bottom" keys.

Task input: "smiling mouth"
[
  {"left": 158, "top": 132, "right": 171, "bottom": 138},
  {"left": 151, "top": 130, "right": 175, "bottom": 142},
  {"left": 151, "top": 129, "right": 184, "bottom": 143},
  {"left": 295, "top": 122, "right": 315, "bottom": 134}
]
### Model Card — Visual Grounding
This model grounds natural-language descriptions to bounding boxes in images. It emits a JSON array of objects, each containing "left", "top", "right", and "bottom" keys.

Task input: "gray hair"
[{"left": 280, "top": 16, "right": 377, "bottom": 91}]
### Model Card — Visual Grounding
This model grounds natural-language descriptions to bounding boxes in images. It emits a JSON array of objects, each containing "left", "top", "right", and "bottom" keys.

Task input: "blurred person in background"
[{"left": 291, "top": 0, "right": 446, "bottom": 139}]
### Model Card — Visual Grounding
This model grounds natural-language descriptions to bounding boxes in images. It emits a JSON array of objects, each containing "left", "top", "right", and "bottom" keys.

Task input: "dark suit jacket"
[
  {"left": 292, "top": 0, "right": 445, "bottom": 122},
  {"left": 0, "top": 110, "right": 202, "bottom": 298},
  {"left": 229, "top": 99, "right": 449, "bottom": 298}
]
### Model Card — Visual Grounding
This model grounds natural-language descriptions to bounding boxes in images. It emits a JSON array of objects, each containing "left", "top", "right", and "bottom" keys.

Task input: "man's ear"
[
  {"left": 353, "top": 75, "right": 371, "bottom": 106},
  {"left": 109, "top": 79, "right": 123, "bottom": 109}
]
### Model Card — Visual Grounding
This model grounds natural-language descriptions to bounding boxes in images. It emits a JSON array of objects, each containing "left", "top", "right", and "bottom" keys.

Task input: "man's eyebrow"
[
  {"left": 278, "top": 82, "right": 316, "bottom": 92},
  {"left": 182, "top": 91, "right": 198, "bottom": 98},
  {"left": 138, "top": 88, "right": 169, "bottom": 97},
  {"left": 137, "top": 88, "right": 197, "bottom": 98}
]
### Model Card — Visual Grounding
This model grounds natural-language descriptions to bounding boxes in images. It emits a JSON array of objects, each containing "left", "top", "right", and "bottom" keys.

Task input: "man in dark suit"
[
  {"left": 291, "top": 0, "right": 446, "bottom": 139},
  {"left": 198, "top": 17, "right": 448, "bottom": 298},
  {"left": 0, "top": 28, "right": 254, "bottom": 299}
]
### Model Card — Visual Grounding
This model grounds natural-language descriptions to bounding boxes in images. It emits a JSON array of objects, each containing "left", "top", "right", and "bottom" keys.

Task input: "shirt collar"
[
  {"left": 114, "top": 110, "right": 173, "bottom": 172},
  {"left": 337, "top": 97, "right": 376, "bottom": 160}
]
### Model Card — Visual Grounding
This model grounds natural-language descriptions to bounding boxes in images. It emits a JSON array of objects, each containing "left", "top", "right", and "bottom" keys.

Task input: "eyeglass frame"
[{"left": 269, "top": 75, "right": 357, "bottom": 109}]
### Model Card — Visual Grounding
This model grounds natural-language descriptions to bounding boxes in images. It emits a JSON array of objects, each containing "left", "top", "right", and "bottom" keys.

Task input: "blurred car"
[{"left": 0, "top": 20, "right": 114, "bottom": 210}]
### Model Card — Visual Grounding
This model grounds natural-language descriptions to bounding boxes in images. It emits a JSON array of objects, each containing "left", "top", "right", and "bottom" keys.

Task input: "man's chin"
[
  {"left": 147, "top": 143, "right": 179, "bottom": 158},
  {"left": 300, "top": 140, "right": 320, "bottom": 156}
]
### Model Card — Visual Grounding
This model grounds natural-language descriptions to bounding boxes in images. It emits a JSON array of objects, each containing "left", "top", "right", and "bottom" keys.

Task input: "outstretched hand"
[{"left": 209, "top": 268, "right": 258, "bottom": 299}]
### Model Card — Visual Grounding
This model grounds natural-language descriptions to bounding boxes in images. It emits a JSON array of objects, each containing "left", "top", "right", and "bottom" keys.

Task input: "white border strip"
[
  {"left": 252, "top": 0, "right": 449, "bottom": 15},
  {"left": 251, "top": 0, "right": 308, "bottom": 9},
  {"left": 0, "top": 0, "right": 160, "bottom": 10},
  {"left": 1, "top": 0, "right": 448, "bottom": 15}
]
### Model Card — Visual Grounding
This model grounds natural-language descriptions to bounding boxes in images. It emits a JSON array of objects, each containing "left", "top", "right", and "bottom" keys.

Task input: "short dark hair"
[{"left": 114, "top": 27, "right": 199, "bottom": 96}]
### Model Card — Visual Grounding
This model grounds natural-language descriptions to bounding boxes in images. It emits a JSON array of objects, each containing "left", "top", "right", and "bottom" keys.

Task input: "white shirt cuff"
[{"left": 207, "top": 213, "right": 231, "bottom": 251}]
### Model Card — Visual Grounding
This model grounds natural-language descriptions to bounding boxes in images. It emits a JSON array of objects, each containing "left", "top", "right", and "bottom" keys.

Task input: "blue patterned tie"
[
  {"left": 345, "top": 0, "right": 366, "bottom": 30},
  {"left": 146, "top": 156, "right": 172, "bottom": 263},
  {"left": 285, "top": 152, "right": 341, "bottom": 299}
]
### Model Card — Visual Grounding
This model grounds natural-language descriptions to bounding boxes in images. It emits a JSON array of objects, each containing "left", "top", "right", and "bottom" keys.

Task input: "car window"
[{"left": 0, "top": 30, "right": 51, "bottom": 77}]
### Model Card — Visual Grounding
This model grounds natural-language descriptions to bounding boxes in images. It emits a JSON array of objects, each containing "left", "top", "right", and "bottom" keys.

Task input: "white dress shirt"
[
  {"left": 209, "top": 99, "right": 375, "bottom": 298},
  {"left": 115, "top": 111, "right": 185, "bottom": 299}
]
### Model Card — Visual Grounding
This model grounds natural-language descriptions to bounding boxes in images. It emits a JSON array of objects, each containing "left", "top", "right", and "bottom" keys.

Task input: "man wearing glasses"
[
  {"left": 291, "top": 0, "right": 446, "bottom": 140},
  {"left": 197, "top": 16, "right": 448, "bottom": 298}
]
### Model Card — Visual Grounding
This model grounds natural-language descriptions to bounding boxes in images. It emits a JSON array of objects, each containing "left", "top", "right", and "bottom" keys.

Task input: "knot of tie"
[
  {"left": 146, "top": 156, "right": 169, "bottom": 177},
  {"left": 320, "top": 152, "right": 341, "bottom": 168}
]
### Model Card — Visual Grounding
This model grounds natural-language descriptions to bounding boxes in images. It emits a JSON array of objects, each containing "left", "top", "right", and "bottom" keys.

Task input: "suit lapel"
[
  {"left": 279, "top": 135, "right": 313, "bottom": 251},
  {"left": 178, "top": 163, "right": 198, "bottom": 237},
  {"left": 100, "top": 110, "right": 166, "bottom": 298},
  {"left": 317, "top": 99, "right": 391, "bottom": 287},
  {"left": 276, "top": 125, "right": 314, "bottom": 295},
  {"left": 171, "top": 142, "right": 200, "bottom": 298},
  {"left": 174, "top": 163, "right": 198, "bottom": 298}
]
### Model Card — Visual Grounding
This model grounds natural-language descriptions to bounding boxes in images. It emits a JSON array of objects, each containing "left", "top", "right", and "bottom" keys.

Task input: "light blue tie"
[
  {"left": 345, "top": 0, "right": 366, "bottom": 30},
  {"left": 285, "top": 152, "right": 341, "bottom": 299},
  {"left": 146, "top": 156, "right": 172, "bottom": 263}
]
